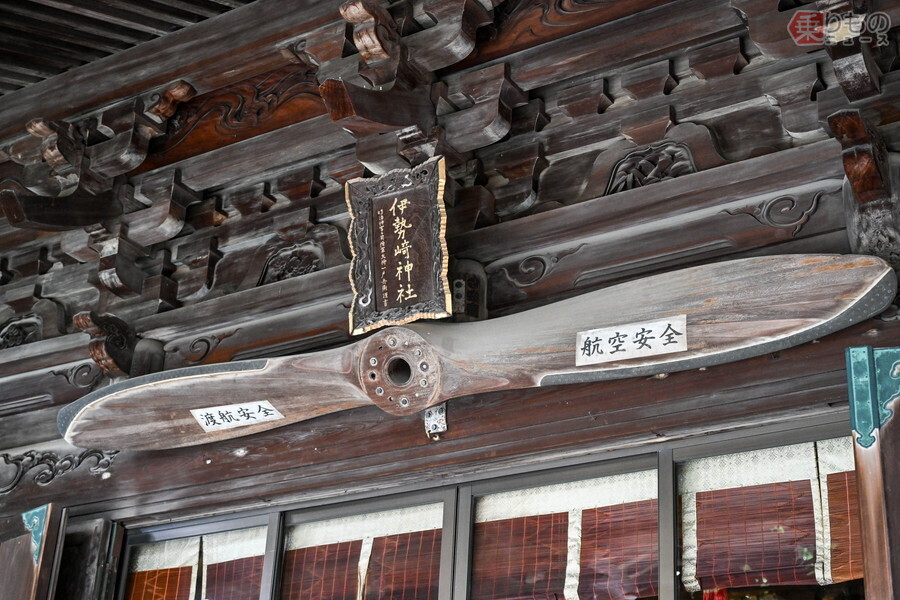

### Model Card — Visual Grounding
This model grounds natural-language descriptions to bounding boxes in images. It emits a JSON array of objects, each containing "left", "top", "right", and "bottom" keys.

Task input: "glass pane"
[
  {"left": 281, "top": 503, "right": 443, "bottom": 600},
  {"left": 678, "top": 438, "right": 864, "bottom": 599},
  {"left": 202, "top": 526, "right": 267, "bottom": 600},
  {"left": 125, "top": 537, "right": 200, "bottom": 600},
  {"left": 472, "top": 469, "right": 659, "bottom": 600}
]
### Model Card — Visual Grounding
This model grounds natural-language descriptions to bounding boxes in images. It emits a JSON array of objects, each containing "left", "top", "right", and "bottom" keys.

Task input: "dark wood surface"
[{"left": 0, "top": 0, "right": 898, "bottom": 592}]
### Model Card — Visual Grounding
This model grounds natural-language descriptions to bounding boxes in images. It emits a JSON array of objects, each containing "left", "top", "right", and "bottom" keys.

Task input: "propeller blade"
[
  {"left": 59, "top": 254, "right": 896, "bottom": 451},
  {"left": 59, "top": 345, "right": 372, "bottom": 450}
]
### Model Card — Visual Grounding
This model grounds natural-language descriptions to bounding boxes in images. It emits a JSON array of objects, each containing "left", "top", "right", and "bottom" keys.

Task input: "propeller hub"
[{"left": 359, "top": 327, "right": 441, "bottom": 416}]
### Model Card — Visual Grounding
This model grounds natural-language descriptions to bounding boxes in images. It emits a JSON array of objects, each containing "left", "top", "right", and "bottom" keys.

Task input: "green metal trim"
[
  {"left": 846, "top": 346, "right": 899, "bottom": 448},
  {"left": 21, "top": 504, "right": 48, "bottom": 565},
  {"left": 872, "top": 348, "right": 898, "bottom": 432}
]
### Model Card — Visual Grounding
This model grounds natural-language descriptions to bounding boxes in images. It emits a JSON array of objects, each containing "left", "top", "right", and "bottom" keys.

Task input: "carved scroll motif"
[
  {"left": 460, "top": 0, "right": 668, "bottom": 66},
  {"left": 0, "top": 314, "right": 42, "bottom": 350},
  {"left": 50, "top": 362, "right": 104, "bottom": 392},
  {"left": 152, "top": 66, "right": 324, "bottom": 160},
  {"left": 725, "top": 193, "right": 822, "bottom": 236},
  {"left": 172, "top": 330, "right": 240, "bottom": 365},
  {"left": 497, "top": 244, "right": 587, "bottom": 288},
  {"left": 605, "top": 142, "right": 697, "bottom": 195},
  {"left": 0, "top": 449, "right": 119, "bottom": 496}
]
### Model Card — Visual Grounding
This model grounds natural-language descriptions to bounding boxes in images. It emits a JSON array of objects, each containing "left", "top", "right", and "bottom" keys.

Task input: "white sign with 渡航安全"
[{"left": 190, "top": 400, "right": 285, "bottom": 433}]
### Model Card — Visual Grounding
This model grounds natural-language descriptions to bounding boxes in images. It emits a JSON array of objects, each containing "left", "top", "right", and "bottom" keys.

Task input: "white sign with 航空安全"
[
  {"left": 190, "top": 400, "right": 285, "bottom": 433},
  {"left": 576, "top": 315, "right": 688, "bottom": 366}
]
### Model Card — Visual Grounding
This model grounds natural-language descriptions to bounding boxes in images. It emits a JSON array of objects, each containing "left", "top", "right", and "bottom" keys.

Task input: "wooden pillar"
[{"left": 845, "top": 346, "right": 900, "bottom": 598}]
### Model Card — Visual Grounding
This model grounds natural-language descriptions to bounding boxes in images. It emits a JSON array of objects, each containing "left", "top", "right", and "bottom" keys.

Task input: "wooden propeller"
[{"left": 59, "top": 255, "right": 897, "bottom": 451}]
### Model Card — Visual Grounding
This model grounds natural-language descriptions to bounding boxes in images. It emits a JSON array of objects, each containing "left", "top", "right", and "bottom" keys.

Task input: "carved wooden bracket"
[
  {"left": 0, "top": 160, "right": 123, "bottom": 232},
  {"left": 404, "top": 0, "right": 493, "bottom": 72},
  {"left": 829, "top": 109, "right": 891, "bottom": 205},
  {"left": 321, "top": 78, "right": 435, "bottom": 138},
  {"left": 730, "top": 0, "right": 820, "bottom": 59},
  {"left": 340, "top": 0, "right": 406, "bottom": 88},
  {"left": 125, "top": 171, "right": 202, "bottom": 247},
  {"left": 312, "top": 0, "right": 505, "bottom": 169},
  {"left": 169, "top": 197, "right": 347, "bottom": 303},
  {"left": 828, "top": 108, "right": 900, "bottom": 268},
  {"left": 482, "top": 142, "right": 548, "bottom": 218},
  {"left": 440, "top": 63, "right": 528, "bottom": 153},
  {"left": 446, "top": 183, "right": 496, "bottom": 236},
  {"left": 0, "top": 81, "right": 195, "bottom": 232},
  {"left": 817, "top": 0, "right": 883, "bottom": 101},
  {"left": 689, "top": 38, "right": 749, "bottom": 81},
  {"left": 555, "top": 78, "right": 613, "bottom": 122},
  {"left": 74, "top": 311, "right": 140, "bottom": 378}
]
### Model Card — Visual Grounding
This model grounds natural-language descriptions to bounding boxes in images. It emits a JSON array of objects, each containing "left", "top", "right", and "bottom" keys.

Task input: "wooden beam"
[
  {"left": 25, "top": 0, "right": 180, "bottom": 36},
  {"left": 82, "top": 0, "right": 204, "bottom": 28},
  {"left": 148, "top": 0, "right": 227, "bottom": 19},
  {"left": 0, "top": 0, "right": 344, "bottom": 142},
  {"left": 0, "top": 3, "right": 154, "bottom": 44},
  {"left": 0, "top": 16, "right": 131, "bottom": 54},
  {"left": 0, "top": 28, "right": 108, "bottom": 63}
]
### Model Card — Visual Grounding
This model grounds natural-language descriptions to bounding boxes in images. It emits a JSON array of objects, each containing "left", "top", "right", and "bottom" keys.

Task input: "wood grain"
[
  {"left": 60, "top": 255, "right": 895, "bottom": 451},
  {"left": 3, "top": 317, "right": 894, "bottom": 524}
]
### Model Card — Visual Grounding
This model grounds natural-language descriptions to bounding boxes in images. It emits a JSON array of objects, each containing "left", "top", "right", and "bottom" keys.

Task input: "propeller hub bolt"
[
  {"left": 375, "top": 387, "right": 384, "bottom": 395},
  {"left": 369, "top": 357, "right": 378, "bottom": 366},
  {"left": 420, "top": 362, "right": 429, "bottom": 371},
  {"left": 400, "top": 397, "right": 409, "bottom": 407},
  {"left": 388, "top": 337, "right": 397, "bottom": 347},
  {"left": 420, "top": 379, "right": 428, "bottom": 387}
]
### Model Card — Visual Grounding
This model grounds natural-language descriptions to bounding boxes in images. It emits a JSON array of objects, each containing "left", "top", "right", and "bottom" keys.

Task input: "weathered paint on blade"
[
  {"left": 57, "top": 360, "right": 269, "bottom": 440},
  {"left": 541, "top": 259, "right": 896, "bottom": 386}
]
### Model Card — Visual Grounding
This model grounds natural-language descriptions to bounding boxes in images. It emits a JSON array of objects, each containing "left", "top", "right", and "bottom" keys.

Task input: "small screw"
[
  {"left": 375, "top": 386, "right": 384, "bottom": 395},
  {"left": 420, "top": 378, "right": 428, "bottom": 387},
  {"left": 431, "top": 424, "right": 438, "bottom": 431},
  {"left": 425, "top": 410, "right": 432, "bottom": 417},
  {"left": 415, "top": 349, "right": 422, "bottom": 356},
  {"left": 400, "top": 397, "right": 409, "bottom": 407},
  {"left": 388, "top": 337, "right": 397, "bottom": 347},
  {"left": 438, "top": 407, "right": 444, "bottom": 415},
  {"left": 420, "top": 362, "right": 429, "bottom": 372},
  {"left": 369, "top": 357, "right": 378, "bottom": 366}
]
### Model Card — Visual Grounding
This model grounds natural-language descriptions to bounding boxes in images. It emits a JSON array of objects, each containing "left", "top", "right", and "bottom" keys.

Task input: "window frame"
[{"left": 114, "top": 412, "right": 854, "bottom": 600}]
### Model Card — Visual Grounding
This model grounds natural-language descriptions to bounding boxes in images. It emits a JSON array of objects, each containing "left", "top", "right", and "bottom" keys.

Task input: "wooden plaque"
[{"left": 346, "top": 156, "right": 451, "bottom": 335}]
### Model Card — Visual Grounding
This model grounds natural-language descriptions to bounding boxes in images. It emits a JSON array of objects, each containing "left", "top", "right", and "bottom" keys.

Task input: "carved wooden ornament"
[{"left": 346, "top": 156, "right": 452, "bottom": 335}]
